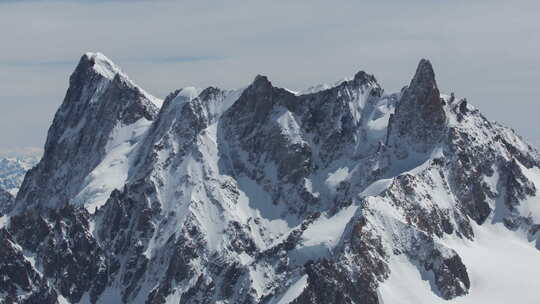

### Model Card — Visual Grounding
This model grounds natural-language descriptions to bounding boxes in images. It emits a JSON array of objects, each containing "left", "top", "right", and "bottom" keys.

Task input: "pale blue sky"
[{"left": 1, "top": 0, "right": 539, "bottom": 151}]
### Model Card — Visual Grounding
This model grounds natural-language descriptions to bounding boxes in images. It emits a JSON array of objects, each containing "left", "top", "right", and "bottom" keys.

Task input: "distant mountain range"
[{"left": 0, "top": 154, "right": 40, "bottom": 196}]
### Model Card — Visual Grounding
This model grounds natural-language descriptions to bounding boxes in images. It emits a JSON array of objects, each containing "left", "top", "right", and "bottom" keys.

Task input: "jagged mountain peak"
[
  {"left": 405, "top": 58, "right": 439, "bottom": 108},
  {"left": 386, "top": 58, "right": 446, "bottom": 157},
  {"left": 3, "top": 57, "right": 540, "bottom": 304},
  {"left": 351, "top": 70, "right": 378, "bottom": 87},
  {"left": 412, "top": 58, "right": 435, "bottom": 85},
  {"left": 14, "top": 53, "right": 162, "bottom": 212},
  {"left": 404, "top": 58, "right": 442, "bottom": 116},
  {"left": 252, "top": 74, "right": 272, "bottom": 87},
  {"left": 74, "top": 52, "right": 162, "bottom": 109},
  {"left": 80, "top": 52, "right": 123, "bottom": 80}
]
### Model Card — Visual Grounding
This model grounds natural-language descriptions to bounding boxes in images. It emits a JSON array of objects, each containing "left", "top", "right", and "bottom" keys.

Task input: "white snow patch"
[
  {"left": 236, "top": 176, "right": 293, "bottom": 248},
  {"left": 364, "top": 96, "right": 395, "bottom": 140},
  {"left": 360, "top": 178, "right": 393, "bottom": 198},
  {"left": 178, "top": 86, "right": 201, "bottom": 100},
  {"left": 325, "top": 167, "right": 350, "bottom": 190},
  {"left": 290, "top": 205, "right": 359, "bottom": 265},
  {"left": 379, "top": 222, "right": 540, "bottom": 304},
  {"left": 275, "top": 109, "right": 306, "bottom": 145},
  {"left": 85, "top": 52, "right": 122, "bottom": 80},
  {"left": 0, "top": 215, "right": 8, "bottom": 229},
  {"left": 299, "top": 77, "right": 352, "bottom": 95},
  {"left": 276, "top": 275, "right": 308, "bottom": 304},
  {"left": 302, "top": 205, "right": 359, "bottom": 248},
  {"left": 482, "top": 164, "right": 500, "bottom": 194},
  {"left": 304, "top": 178, "right": 320, "bottom": 198},
  {"left": 73, "top": 118, "right": 152, "bottom": 213},
  {"left": 57, "top": 294, "right": 70, "bottom": 304}
]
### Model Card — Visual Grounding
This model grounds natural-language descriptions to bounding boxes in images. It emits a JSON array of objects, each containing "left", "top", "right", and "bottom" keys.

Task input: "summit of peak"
[
  {"left": 386, "top": 58, "right": 446, "bottom": 156},
  {"left": 410, "top": 58, "right": 436, "bottom": 89},
  {"left": 251, "top": 74, "right": 273, "bottom": 90},
  {"left": 352, "top": 70, "right": 377, "bottom": 84},
  {"left": 79, "top": 52, "right": 123, "bottom": 80}
]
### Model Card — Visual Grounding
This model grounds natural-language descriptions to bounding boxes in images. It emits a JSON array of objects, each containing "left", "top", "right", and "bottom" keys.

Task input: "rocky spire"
[
  {"left": 252, "top": 74, "right": 273, "bottom": 91},
  {"left": 386, "top": 59, "right": 447, "bottom": 157}
]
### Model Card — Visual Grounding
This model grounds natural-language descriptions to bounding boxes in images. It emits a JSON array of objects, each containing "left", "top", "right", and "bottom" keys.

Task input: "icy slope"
[{"left": 1, "top": 54, "right": 540, "bottom": 304}]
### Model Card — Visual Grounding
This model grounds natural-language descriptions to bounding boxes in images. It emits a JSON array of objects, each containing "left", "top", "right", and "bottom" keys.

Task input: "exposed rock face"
[
  {"left": 15, "top": 53, "right": 160, "bottom": 212},
  {"left": 387, "top": 59, "right": 447, "bottom": 158},
  {"left": 0, "top": 188, "right": 14, "bottom": 215},
  {"left": 2, "top": 54, "right": 540, "bottom": 303},
  {"left": 0, "top": 229, "right": 58, "bottom": 304}
]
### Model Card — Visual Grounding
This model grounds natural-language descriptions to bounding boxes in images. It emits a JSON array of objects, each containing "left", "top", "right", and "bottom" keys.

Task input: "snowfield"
[{"left": 380, "top": 222, "right": 540, "bottom": 304}]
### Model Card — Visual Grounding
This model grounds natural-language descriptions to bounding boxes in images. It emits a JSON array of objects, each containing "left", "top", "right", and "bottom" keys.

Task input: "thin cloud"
[
  {"left": 131, "top": 55, "right": 226, "bottom": 64},
  {"left": 0, "top": 55, "right": 224, "bottom": 68},
  {"left": 0, "top": 59, "right": 76, "bottom": 68},
  {"left": 0, "top": 0, "right": 539, "bottom": 150}
]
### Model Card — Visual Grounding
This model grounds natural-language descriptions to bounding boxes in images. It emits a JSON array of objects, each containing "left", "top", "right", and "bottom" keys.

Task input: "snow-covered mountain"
[
  {"left": 1, "top": 53, "right": 539, "bottom": 304},
  {"left": 0, "top": 155, "right": 39, "bottom": 196}
]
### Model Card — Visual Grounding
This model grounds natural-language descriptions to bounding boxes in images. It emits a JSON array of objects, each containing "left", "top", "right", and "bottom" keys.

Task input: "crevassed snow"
[{"left": 275, "top": 275, "right": 308, "bottom": 304}]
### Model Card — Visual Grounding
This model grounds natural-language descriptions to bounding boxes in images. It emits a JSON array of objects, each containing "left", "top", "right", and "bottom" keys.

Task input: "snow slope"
[{"left": 379, "top": 222, "right": 540, "bottom": 304}]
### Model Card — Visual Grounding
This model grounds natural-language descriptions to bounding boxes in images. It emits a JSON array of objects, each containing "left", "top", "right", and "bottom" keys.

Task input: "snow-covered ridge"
[
  {"left": 83, "top": 52, "right": 163, "bottom": 108},
  {"left": 84, "top": 52, "right": 123, "bottom": 80},
  {"left": 2, "top": 54, "right": 540, "bottom": 304}
]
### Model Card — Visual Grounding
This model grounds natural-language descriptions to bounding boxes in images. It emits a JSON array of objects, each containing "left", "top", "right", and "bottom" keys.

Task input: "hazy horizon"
[{"left": 1, "top": 0, "right": 539, "bottom": 151}]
